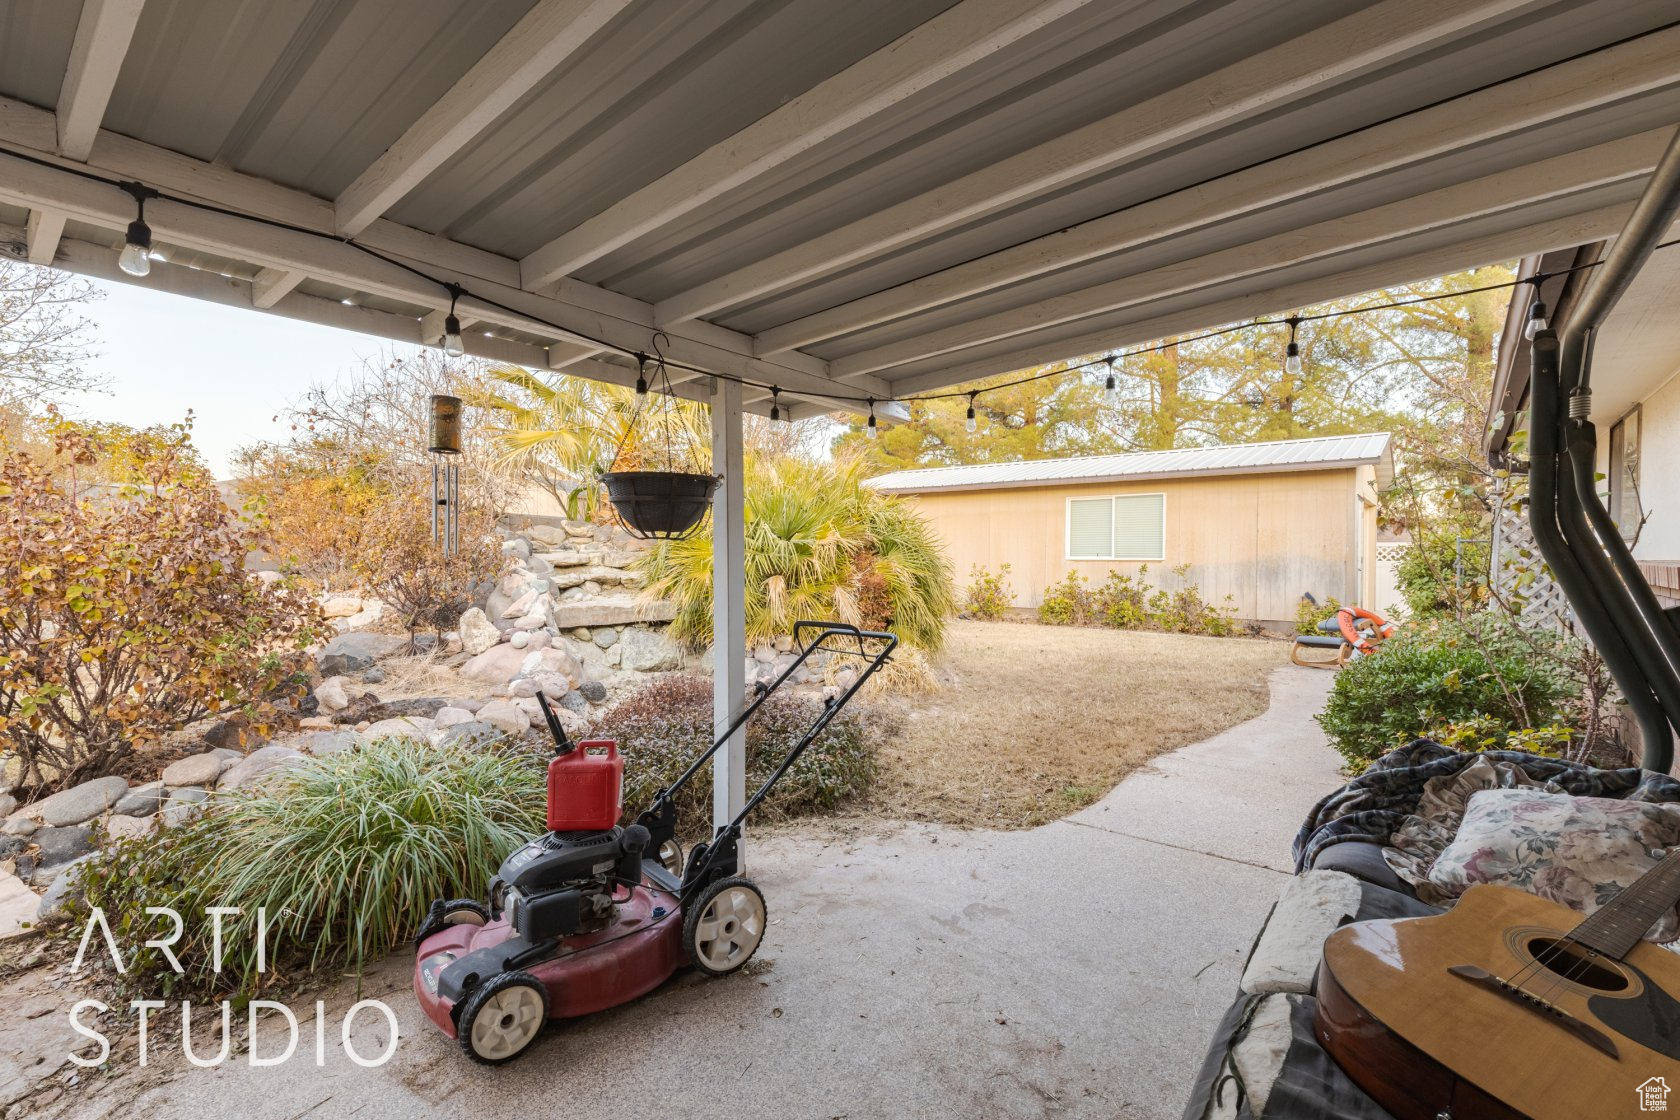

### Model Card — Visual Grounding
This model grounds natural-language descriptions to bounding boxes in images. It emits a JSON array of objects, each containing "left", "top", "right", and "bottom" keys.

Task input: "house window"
[
  {"left": 1066, "top": 494, "right": 1165, "bottom": 560},
  {"left": 1609, "top": 407, "right": 1642, "bottom": 543}
]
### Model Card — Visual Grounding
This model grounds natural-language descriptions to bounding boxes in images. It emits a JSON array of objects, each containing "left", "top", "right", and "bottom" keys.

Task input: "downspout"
[
  {"left": 1526, "top": 332, "right": 1671, "bottom": 764},
  {"left": 1554, "top": 124, "right": 1680, "bottom": 770}
]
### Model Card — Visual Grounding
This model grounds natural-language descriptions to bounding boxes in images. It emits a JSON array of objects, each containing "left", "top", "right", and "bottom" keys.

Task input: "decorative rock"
[
  {"left": 528, "top": 630, "right": 552, "bottom": 650},
  {"left": 551, "top": 596, "right": 678, "bottom": 630},
  {"left": 527, "top": 524, "right": 567, "bottom": 547},
  {"left": 559, "top": 587, "right": 587, "bottom": 602},
  {"left": 218, "top": 745, "right": 305, "bottom": 790},
  {"left": 438, "top": 720, "right": 507, "bottom": 750},
  {"left": 362, "top": 666, "right": 387, "bottom": 684},
  {"left": 502, "top": 588, "right": 540, "bottom": 619},
  {"left": 460, "top": 643, "right": 529, "bottom": 683},
  {"left": 25, "top": 776, "right": 129, "bottom": 827},
  {"left": 33, "top": 826, "right": 95, "bottom": 873},
  {"left": 583, "top": 581, "right": 604, "bottom": 596},
  {"left": 104, "top": 814, "right": 155, "bottom": 842},
  {"left": 113, "top": 781, "right": 166, "bottom": 817},
  {"left": 299, "top": 715, "right": 335, "bottom": 731},
  {"left": 35, "top": 853, "right": 98, "bottom": 924},
  {"left": 321, "top": 595, "right": 364, "bottom": 619},
  {"left": 317, "top": 631, "right": 406, "bottom": 676},
  {"left": 475, "top": 701, "right": 530, "bottom": 735},
  {"left": 601, "top": 548, "right": 643, "bottom": 568},
  {"left": 605, "top": 644, "right": 622, "bottom": 668},
  {"left": 577, "top": 680, "right": 609, "bottom": 704},
  {"left": 452, "top": 697, "right": 486, "bottom": 714},
  {"left": 509, "top": 677, "right": 541, "bottom": 698},
  {"left": 363, "top": 717, "right": 435, "bottom": 740},
  {"left": 203, "top": 718, "right": 262, "bottom": 752},
  {"left": 562, "top": 519, "right": 593, "bottom": 538},
  {"left": 620, "top": 628, "right": 683, "bottom": 673},
  {"left": 433, "top": 706, "right": 474, "bottom": 729},
  {"left": 558, "top": 690, "right": 590, "bottom": 716},
  {"left": 502, "top": 537, "right": 531, "bottom": 561},
  {"left": 753, "top": 644, "right": 777, "bottom": 663},
  {"left": 307, "top": 730, "right": 363, "bottom": 756},
  {"left": 0, "top": 793, "right": 12, "bottom": 818},
  {"left": 1, "top": 871, "right": 38, "bottom": 937},
  {"left": 592, "top": 627, "right": 619, "bottom": 648},
  {"left": 213, "top": 747, "right": 243, "bottom": 768},
  {"left": 158, "top": 787, "right": 210, "bottom": 828},
  {"left": 512, "top": 612, "right": 547, "bottom": 631},
  {"left": 3, "top": 815, "right": 38, "bottom": 837},
  {"left": 314, "top": 676, "right": 351, "bottom": 712},
  {"left": 509, "top": 630, "right": 531, "bottom": 649},
  {"left": 161, "top": 752, "right": 224, "bottom": 787},
  {"left": 458, "top": 607, "right": 501, "bottom": 657}
]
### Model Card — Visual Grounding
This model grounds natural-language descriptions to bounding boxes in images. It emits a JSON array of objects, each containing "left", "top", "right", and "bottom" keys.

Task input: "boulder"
[
  {"left": 314, "top": 676, "right": 351, "bottom": 711},
  {"left": 519, "top": 648, "right": 583, "bottom": 686},
  {"left": 330, "top": 691, "right": 385, "bottom": 725},
  {"left": 34, "top": 854, "right": 97, "bottom": 925},
  {"left": 362, "top": 665, "right": 387, "bottom": 683},
  {"left": 32, "top": 826, "right": 95, "bottom": 873},
  {"left": 551, "top": 596, "right": 678, "bottom": 630},
  {"left": 306, "top": 730, "right": 363, "bottom": 756},
  {"left": 497, "top": 571, "right": 529, "bottom": 599},
  {"left": 2, "top": 815, "right": 38, "bottom": 837},
  {"left": 317, "top": 631, "right": 406, "bottom": 676},
  {"left": 502, "top": 588, "right": 540, "bottom": 619},
  {"left": 557, "top": 690, "right": 590, "bottom": 716},
  {"left": 161, "top": 752, "right": 227, "bottom": 787},
  {"left": 104, "top": 814, "right": 155, "bottom": 842},
  {"left": 299, "top": 715, "right": 336, "bottom": 731},
  {"left": 562, "top": 519, "right": 594, "bottom": 538},
  {"left": 458, "top": 607, "right": 501, "bottom": 657},
  {"left": 753, "top": 644, "right": 777, "bottom": 663},
  {"left": 502, "top": 537, "right": 532, "bottom": 561},
  {"left": 26, "top": 776, "right": 129, "bottom": 827},
  {"left": 159, "top": 788, "right": 210, "bottom": 828},
  {"left": 438, "top": 721, "right": 508, "bottom": 750},
  {"left": 113, "top": 781, "right": 166, "bottom": 817},
  {"left": 511, "top": 671, "right": 572, "bottom": 700},
  {"left": 592, "top": 627, "right": 620, "bottom": 648},
  {"left": 577, "top": 680, "right": 609, "bottom": 704},
  {"left": 334, "top": 600, "right": 384, "bottom": 631},
  {"left": 620, "top": 628, "right": 683, "bottom": 673},
  {"left": 452, "top": 697, "right": 486, "bottom": 714},
  {"left": 361, "top": 697, "right": 448, "bottom": 722},
  {"left": 527, "top": 524, "right": 568, "bottom": 547},
  {"left": 509, "top": 630, "right": 530, "bottom": 649},
  {"left": 528, "top": 630, "right": 552, "bottom": 650},
  {"left": 512, "top": 612, "right": 547, "bottom": 631},
  {"left": 0, "top": 872, "right": 38, "bottom": 938},
  {"left": 0, "top": 793, "right": 14, "bottom": 818},
  {"left": 203, "top": 718, "right": 263, "bottom": 752},
  {"left": 363, "top": 717, "right": 436, "bottom": 740},
  {"left": 433, "top": 706, "right": 475, "bottom": 729},
  {"left": 460, "top": 643, "right": 529, "bottom": 684},
  {"left": 321, "top": 595, "right": 364, "bottom": 619},
  {"left": 218, "top": 745, "right": 305, "bottom": 790},
  {"left": 475, "top": 701, "right": 529, "bottom": 735}
]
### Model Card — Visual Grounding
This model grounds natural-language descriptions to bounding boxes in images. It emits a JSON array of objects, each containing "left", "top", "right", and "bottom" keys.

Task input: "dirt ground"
[{"left": 865, "top": 619, "right": 1288, "bottom": 828}]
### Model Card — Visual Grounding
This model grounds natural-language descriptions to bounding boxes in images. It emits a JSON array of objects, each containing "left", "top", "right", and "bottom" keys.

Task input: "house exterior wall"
[
  {"left": 1598, "top": 364, "right": 1680, "bottom": 606},
  {"left": 898, "top": 467, "right": 1362, "bottom": 625}
]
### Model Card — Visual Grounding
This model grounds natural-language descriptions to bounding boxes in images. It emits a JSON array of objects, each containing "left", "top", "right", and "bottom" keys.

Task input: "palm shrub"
[
  {"left": 597, "top": 674, "right": 877, "bottom": 832},
  {"left": 640, "top": 455, "right": 954, "bottom": 651},
  {"left": 66, "top": 737, "right": 545, "bottom": 999},
  {"left": 1315, "top": 614, "right": 1578, "bottom": 771}
]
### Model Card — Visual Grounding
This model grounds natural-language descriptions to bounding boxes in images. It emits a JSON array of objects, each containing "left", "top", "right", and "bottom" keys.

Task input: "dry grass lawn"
[{"left": 866, "top": 620, "right": 1287, "bottom": 828}]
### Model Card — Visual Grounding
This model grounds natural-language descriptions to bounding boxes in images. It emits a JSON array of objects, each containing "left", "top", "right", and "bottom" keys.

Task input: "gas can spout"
[{"left": 537, "top": 692, "right": 575, "bottom": 755}]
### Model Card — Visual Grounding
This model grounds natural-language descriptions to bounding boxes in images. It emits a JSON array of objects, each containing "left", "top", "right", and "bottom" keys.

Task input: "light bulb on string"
[
  {"left": 1524, "top": 298, "right": 1550, "bottom": 341},
  {"left": 442, "top": 286, "right": 464, "bottom": 357},
  {"left": 769, "top": 387, "right": 782, "bottom": 424},
  {"left": 866, "top": 399, "right": 878, "bottom": 440},
  {"left": 118, "top": 182, "right": 157, "bottom": 277},
  {"left": 1283, "top": 316, "right": 1303, "bottom": 375},
  {"left": 965, "top": 391, "right": 978, "bottom": 434},
  {"left": 634, "top": 353, "right": 649, "bottom": 406},
  {"left": 1103, "top": 355, "right": 1119, "bottom": 406}
]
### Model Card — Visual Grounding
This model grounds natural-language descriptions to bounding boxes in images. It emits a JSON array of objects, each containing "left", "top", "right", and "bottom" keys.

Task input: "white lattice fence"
[{"left": 1492, "top": 503, "right": 1573, "bottom": 631}]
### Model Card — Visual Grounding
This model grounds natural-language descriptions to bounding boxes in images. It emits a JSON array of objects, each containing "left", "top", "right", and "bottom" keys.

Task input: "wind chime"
[
  {"left": 600, "top": 337, "right": 720, "bottom": 540},
  {"left": 429, "top": 394, "right": 462, "bottom": 555}
]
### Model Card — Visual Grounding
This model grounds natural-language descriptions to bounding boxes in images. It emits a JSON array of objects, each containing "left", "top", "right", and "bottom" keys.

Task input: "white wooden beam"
[
  {"left": 24, "top": 210, "right": 67, "bottom": 265},
  {"left": 752, "top": 24, "right": 1680, "bottom": 355},
  {"left": 519, "top": 0, "right": 1099, "bottom": 287},
  {"left": 250, "top": 267, "right": 307, "bottom": 309},
  {"left": 57, "top": 0, "right": 147, "bottom": 161},
  {"left": 333, "top": 0, "right": 632, "bottom": 236},
  {"left": 710, "top": 376, "right": 747, "bottom": 836},
  {"left": 829, "top": 131, "right": 1668, "bottom": 378},
  {"left": 884, "top": 201, "right": 1636, "bottom": 397},
  {"left": 652, "top": 0, "right": 1535, "bottom": 326}
]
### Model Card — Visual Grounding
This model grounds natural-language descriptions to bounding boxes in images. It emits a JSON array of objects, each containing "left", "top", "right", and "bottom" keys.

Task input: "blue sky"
[{"left": 71, "top": 278, "right": 424, "bottom": 476}]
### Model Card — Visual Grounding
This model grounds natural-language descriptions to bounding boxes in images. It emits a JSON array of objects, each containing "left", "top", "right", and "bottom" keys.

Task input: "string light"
[
  {"left": 866, "top": 398, "right": 878, "bottom": 439},
  {"left": 634, "top": 352, "right": 649, "bottom": 405},
  {"left": 1103, "top": 354, "right": 1119, "bottom": 405},
  {"left": 117, "top": 182, "right": 157, "bottom": 277},
  {"left": 769, "top": 386, "right": 782, "bottom": 423},
  {"left": 442, "top": 285, "right": 464, "bottom": 357},
  {"left": 1283, "top": 315, "right": 1303, "bottom": 375},
  {"left": 1524, "top": 297, "right": 1550, "bottom": 340},
  {"left": 965, "top": 391, "right": 977, "bottom": 433}
]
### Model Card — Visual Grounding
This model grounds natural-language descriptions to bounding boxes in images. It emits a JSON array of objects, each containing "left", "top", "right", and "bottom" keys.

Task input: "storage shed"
[{"left": 868, "top": 433, "right": 1393, "bottom": 628}]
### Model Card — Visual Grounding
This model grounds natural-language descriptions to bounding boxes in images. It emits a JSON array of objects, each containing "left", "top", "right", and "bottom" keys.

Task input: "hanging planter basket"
[{"left": 601, "top": 470, "right": 720, "bottom": 541}]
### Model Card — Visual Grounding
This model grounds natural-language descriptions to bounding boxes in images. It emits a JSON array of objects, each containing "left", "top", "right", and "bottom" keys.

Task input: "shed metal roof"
[
  {"left": 1, "top": 1, "right": 1677, "bottom": 420},
  {"left": 867, "top": 432, "right": 1393, "bottom": 493}
]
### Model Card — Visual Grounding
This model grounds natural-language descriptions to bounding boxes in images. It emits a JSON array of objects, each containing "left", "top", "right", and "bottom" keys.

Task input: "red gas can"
[{"left": 546, "top": 740, "right": 623, "bottom": 832}]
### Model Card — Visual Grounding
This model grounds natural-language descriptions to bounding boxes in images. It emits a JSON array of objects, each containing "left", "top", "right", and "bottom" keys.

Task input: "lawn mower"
[{"left": 412, "top": 621, "right": 898, "bottom": 1064}]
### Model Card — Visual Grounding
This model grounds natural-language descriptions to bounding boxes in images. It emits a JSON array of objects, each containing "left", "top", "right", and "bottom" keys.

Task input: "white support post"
[{"left": 710, "top": 377, "right": 747, "bottom": 844}]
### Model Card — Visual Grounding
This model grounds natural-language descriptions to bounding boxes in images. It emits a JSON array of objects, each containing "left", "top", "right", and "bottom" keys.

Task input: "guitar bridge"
[{"left": 1447, "top": 964, "right": 1620, "bottom": 1058}]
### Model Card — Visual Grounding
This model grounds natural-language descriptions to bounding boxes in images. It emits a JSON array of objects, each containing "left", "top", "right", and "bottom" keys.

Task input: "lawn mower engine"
[{"left": 490, "top": 821, "right": 648, "bottom": 942}]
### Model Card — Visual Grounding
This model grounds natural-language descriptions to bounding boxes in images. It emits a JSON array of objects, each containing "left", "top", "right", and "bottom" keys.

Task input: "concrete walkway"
[{"left": 59, "top": 666, "right": 1341, "bottom": 1120}]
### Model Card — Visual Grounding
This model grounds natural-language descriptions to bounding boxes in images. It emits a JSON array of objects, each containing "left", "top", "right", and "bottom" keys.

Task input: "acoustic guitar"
[{"left": 1317, "top": 849, "right": 1680, "bottom": 1119}]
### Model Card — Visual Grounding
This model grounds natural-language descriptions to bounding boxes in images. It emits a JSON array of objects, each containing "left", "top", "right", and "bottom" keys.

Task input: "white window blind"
[
  {"left": 1066, "top": 494, "right": 1165, "bottom": 560},
  {"left": 1113, "top": 494, "right": 1165, "bottom": 559},
  {"left": 1067, "top": 498, "right": 1113, "bottom": 558}
]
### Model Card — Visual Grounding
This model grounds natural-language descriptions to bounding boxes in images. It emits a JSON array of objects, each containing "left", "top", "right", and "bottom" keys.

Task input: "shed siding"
[{"left": 902, "top": 469, "right": 1359, "bottom": 624}]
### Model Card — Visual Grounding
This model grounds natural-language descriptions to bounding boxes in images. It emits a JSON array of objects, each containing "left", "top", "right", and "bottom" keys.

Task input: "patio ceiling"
[{"left": 2, "top": 0, "right": 1679, "bottom": 419}]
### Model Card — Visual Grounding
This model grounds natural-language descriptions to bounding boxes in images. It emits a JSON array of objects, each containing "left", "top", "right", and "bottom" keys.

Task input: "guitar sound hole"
[{"left": 1521, "top": 936, "right": 1631, "bottom": 992}]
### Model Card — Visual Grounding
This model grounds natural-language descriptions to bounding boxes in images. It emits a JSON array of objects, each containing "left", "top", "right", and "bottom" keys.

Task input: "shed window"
[{"left": 1067, "top": 494, "right": 1165, "bottom": 560}]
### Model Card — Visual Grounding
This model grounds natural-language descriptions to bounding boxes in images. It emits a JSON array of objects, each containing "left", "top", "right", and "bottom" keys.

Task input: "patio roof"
[
  {"left": 2, "top": 0, "right": 1679, "bottom": 417},
  {"left": 868, "top": 431, "right": 1394, "bottom": 493}
]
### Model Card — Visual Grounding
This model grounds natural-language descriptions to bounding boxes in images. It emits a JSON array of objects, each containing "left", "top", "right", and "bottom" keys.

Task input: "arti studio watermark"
[{"left": 68, "top": 906, "right": 399, "bottom": 1069}]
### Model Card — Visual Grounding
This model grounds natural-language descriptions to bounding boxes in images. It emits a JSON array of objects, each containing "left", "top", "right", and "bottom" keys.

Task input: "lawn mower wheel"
[
  {"left": 457, "top": 971, "right": 548, "bottom": 1065},
  {"left": 684, "top": 876, "right": 767, "bottom": 977},
  {"left": 414, "top": 898, "right": 490, "bottom": 946}
]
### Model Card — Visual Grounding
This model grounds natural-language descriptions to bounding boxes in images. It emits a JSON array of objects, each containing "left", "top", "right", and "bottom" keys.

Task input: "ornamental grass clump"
[{"left": 66, "top": 737, "right": 545, "bottom": 999}]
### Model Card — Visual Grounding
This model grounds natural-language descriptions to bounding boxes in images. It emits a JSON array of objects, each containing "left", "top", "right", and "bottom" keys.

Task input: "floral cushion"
[{"left": 1427, "top": 788, "right": 1680, "bottom": 942}]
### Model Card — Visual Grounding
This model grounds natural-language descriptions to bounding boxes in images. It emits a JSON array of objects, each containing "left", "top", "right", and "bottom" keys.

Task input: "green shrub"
[
  {"left": 1315, "top": 615, "right": 1578, "bottom": 772},
  {"left": 1039, "top": 565, "right": 1239, "bottom": 635},
  {"left": 66, "top": 737, "right": 545, "bottom": 999},
  {"left": 1295, "top": 595, "right": 1343, "bottom": 635},
  {"left": 1395, "top": 526, "right": 1490, "bottom": 619},
  {"left": 597, "top": 674, "right": 877, "bottom": 832},
  {"left": 962, "top": 563, "right": 1015, "bottom": 620}
]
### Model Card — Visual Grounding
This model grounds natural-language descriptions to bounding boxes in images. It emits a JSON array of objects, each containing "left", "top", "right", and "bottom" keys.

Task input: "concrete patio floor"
[{"left": 60, "top": 666, "right": 1341, "bottom": 1120}]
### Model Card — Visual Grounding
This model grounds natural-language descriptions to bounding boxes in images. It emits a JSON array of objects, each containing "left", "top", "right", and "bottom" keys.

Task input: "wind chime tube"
[{"left": 431, "top": 459, "right": 440, "bottom": 549}]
